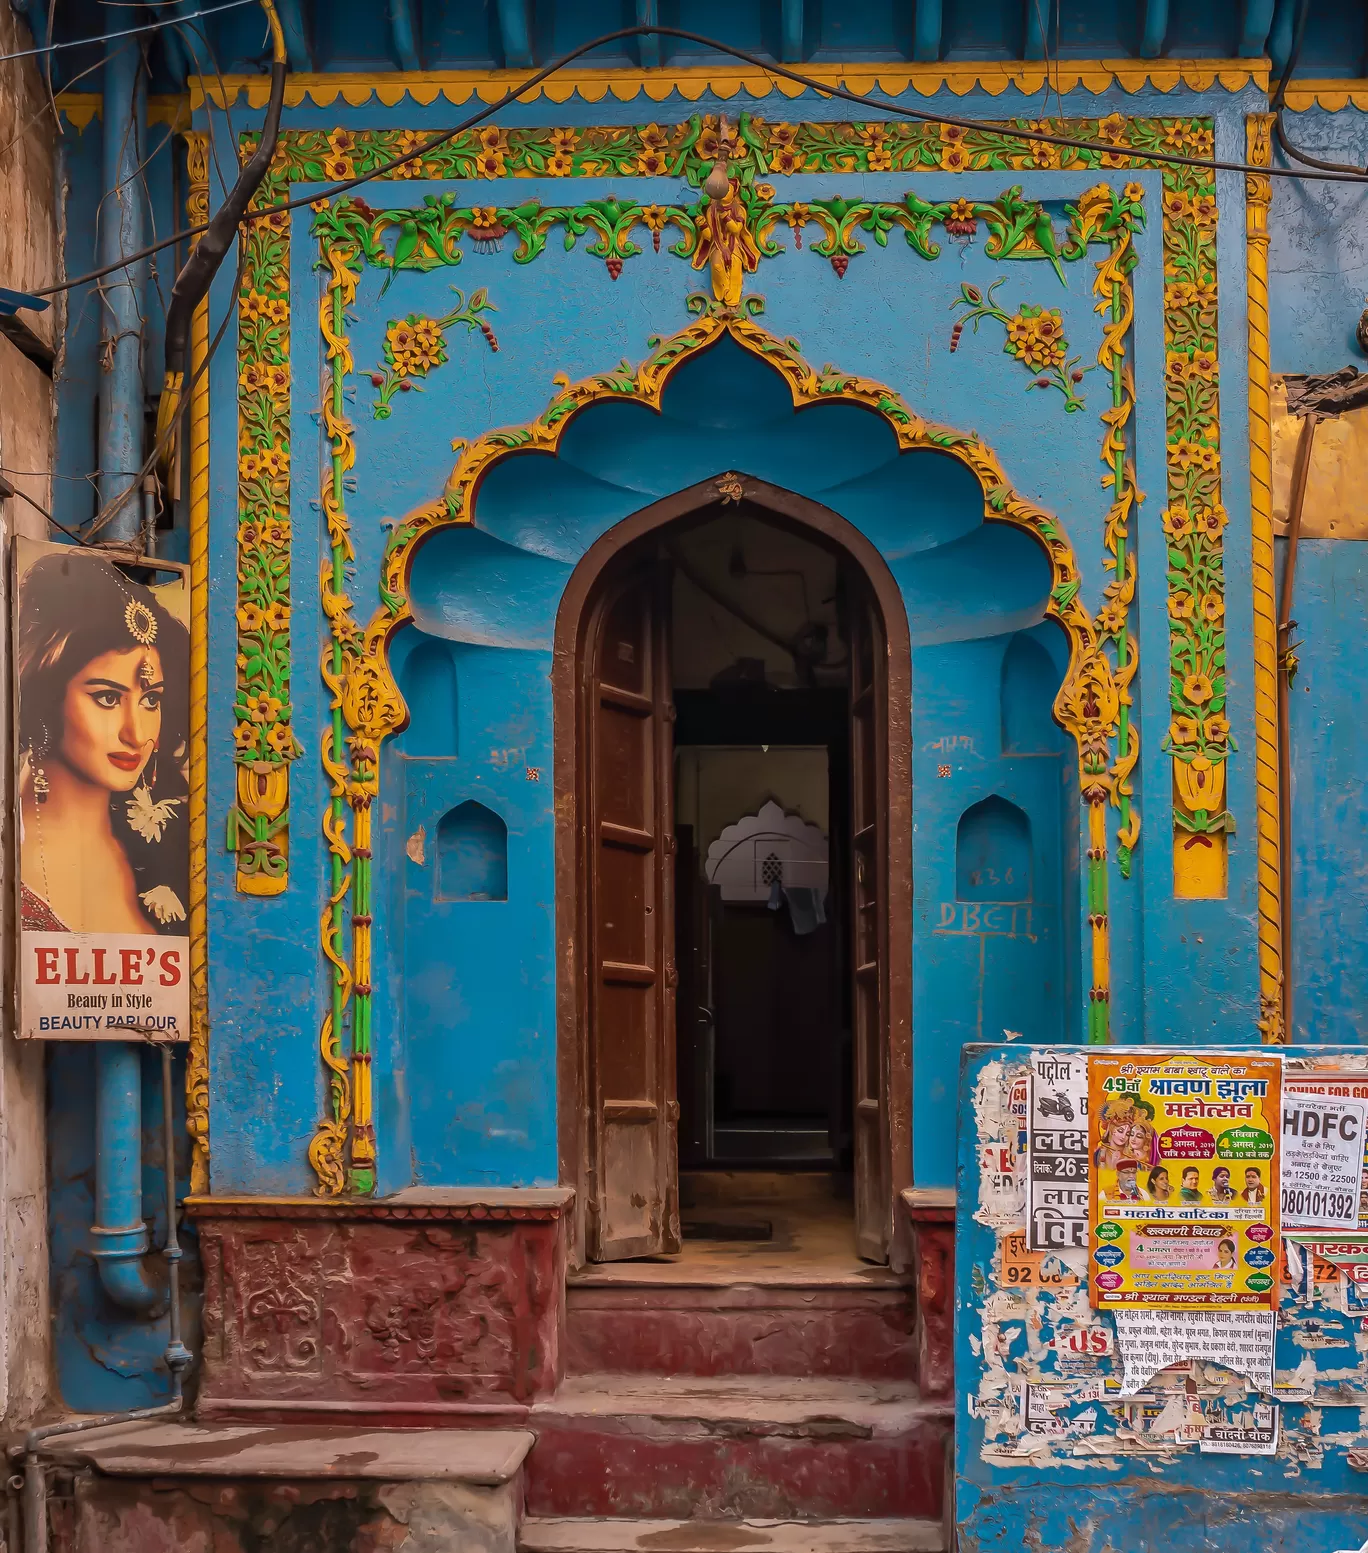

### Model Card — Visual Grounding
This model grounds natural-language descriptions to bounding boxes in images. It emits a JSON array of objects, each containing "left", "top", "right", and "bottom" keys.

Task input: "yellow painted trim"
[
  {"left": 1245, "top": 113, "right": 1284, "bottom": 1043},
  {"left": 53, "top": 91, "right": 190, "bottom": 129},
  {"left": 189, "top": 58, "right": 1268, "bottom": 112},
  {"left": 1282, "top": 80, "right": 1368, "bottom": 112},
  {"left": 185, "top": 131, "right": 213, "bottom": 1195}
]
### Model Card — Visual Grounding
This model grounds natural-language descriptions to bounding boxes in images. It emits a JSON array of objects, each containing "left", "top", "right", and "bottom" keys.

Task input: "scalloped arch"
[{"left": 341, "top": 297, "right": 1119, "bottom": 796}]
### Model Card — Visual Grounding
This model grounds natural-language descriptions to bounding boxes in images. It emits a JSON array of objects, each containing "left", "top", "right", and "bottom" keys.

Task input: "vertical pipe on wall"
[
  {"left": 95, "top": 35, "right": 146, "bottom": 543},
  {"left": 1277, "top": 412, "right": 1317, "bottom": 1044},
  {"left": 91, "top": 1044, "right": 161, "bottom": 1312}
]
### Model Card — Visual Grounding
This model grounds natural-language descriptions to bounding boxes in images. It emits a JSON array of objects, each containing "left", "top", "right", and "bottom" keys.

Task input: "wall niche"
[
  {"left": 956, "top": 794, "right": 1032, "bottom": 903},
  {"left": 436, "top": 800, "right": 508, "bottom": 902}
]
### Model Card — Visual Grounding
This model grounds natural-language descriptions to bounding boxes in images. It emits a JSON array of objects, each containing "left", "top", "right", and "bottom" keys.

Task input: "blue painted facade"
[{"left": 26, "top": 13, "right": 1368, "bottom": 1541}]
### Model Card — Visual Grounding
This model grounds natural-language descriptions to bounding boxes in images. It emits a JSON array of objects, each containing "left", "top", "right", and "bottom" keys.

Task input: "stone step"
[
  {"left": 565, "top": 1278, "right": 917, "bottom": 1380},
  {"left": 525, "top": 1375, "right": 950, "bottom": 1523},
  {"left": 38, "top": 1421, "right": 532, "bottom": 1553},
  {"left": 520, "top": 1517, "right": 945, "bottom": 1552}
]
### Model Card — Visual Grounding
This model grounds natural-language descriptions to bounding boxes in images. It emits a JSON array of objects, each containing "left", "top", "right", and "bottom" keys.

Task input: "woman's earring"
[
  {"left": 146, "top": 748, "right": 159, "bottom": 791},
  {"left": 31, "top": 726, "right": 49, "bottom": 804}
]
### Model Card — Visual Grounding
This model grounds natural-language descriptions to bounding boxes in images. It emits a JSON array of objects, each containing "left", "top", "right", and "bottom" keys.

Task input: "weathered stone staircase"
[
  {"left": 517, "top": 1257, "right": 951, "bottom": 1552},
  {"left": 35, "top": 1231, "right": 950, "bottom": 1551}
]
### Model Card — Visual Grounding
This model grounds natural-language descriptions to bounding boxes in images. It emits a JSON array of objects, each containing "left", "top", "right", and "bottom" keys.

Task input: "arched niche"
[
  {"left": 436, "top": 800, "right": 508, "bottom": 902},
  {"left": 956, "top": 795, "right": 1032, "bottom": 903},
  {"left": 1000, "top": 631, "right": 1063, "bottom": 755},
  {"left": 395, "top": 634, "right": 459, "bottom": 758}
]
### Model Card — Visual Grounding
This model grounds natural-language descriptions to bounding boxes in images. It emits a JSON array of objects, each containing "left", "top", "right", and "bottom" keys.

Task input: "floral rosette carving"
[
  {"left": 950, "top": 280, "right": 1089, "bottom": 411},
  {"left": 369, "top": 290, "right": 498, "bottom": 419}
]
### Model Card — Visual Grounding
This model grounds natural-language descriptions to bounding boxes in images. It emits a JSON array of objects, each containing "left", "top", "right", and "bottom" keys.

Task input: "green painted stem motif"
[
  {"left": 369, "top": 288, "right": 499, "bottom": 419},
  {"left": 949, "top": 279, "right": 1089, "bottom": 411}
]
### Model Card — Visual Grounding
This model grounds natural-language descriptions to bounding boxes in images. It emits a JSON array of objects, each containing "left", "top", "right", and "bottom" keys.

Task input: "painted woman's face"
[{"left": 58, "top": 646, "right": 163, "bottom": 793}]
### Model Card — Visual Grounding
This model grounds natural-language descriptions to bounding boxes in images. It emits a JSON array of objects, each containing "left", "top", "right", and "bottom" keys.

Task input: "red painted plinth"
[
  {"left": 189, "top": 1191, "right": 572, "bottom": 1425},
  {"left": 566, "top": 1281, "right": 918, "bottom": 1379}
]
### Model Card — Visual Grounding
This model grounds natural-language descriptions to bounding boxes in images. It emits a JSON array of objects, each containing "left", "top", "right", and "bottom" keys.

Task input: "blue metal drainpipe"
[
  {"left": 96, "top": 32, "right": 146, "bottom": 544},
  {"left": 91, "top": 1046, "right": 161, "bottom": 1312},
  {"left": 92, "top": 21, "right": 160, "bottom": 1316}
]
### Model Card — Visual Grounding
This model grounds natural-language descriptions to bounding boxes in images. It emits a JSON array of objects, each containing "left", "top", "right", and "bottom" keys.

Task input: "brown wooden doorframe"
[{"left": 552, "top": 474, "right": 912, "bottom": 1267}]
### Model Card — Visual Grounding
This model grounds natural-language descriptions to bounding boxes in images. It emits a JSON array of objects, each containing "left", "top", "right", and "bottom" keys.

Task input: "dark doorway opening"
[
  {"left": 670, "top": 508, "right": 856, "bottom": 1259},
  {"left": 556, "top": 477, "right": 911, "bottom": 1271}
]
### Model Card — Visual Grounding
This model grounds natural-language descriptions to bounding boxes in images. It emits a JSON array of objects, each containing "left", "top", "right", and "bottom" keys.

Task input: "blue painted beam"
[
  {"left": 913, "top": 0, "right": 941, "bottom": 62},
  {"left": 389, "top": 0, "right": 421, "bottom": 71},
  {"left": 781, "top": 0, "right": 804, "bottom": 63},
  {"left": 1140, "top": 0, "right": 1169, "bottom": 58},
  {"left": 1268, "top": 0, "right": 1296, "bottom": 79},
  {"left": 274, "top": 0, "right": 312, "bottom": 71},
  {"left": 1023, "top": 1, "right": 1046, "bottom": 61},
  {"left": 496, "top": 0, "right": 534, "bottom": 68},
  {"left": 636, "top": 0, "right": 661, "bottom": 69},
  {"left": 1240, "top": 0, "right": 1276, "bottom": 57}
]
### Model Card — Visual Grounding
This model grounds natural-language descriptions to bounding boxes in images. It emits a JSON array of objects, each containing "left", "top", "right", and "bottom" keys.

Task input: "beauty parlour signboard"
[
  {"left": 13, "top": 539, "right": 189, "bottom": 1039},
  {"left": 1089, "top": 1052, "right": 1281, "bottom": 1310}
]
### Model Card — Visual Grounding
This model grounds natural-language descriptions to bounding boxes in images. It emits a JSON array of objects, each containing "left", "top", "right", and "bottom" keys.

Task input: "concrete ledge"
[
  {"left": 39, "top": 1421, "right": 534, "bottom": 1482},
  {"left": 186, "top": 1187, "right": 574, "bottom": 1222}
]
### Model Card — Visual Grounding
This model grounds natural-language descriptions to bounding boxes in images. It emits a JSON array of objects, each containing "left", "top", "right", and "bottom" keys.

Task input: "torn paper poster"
[
  {"left": 1281, "top": 1091, "right": 1367, "bottom": 1230},
  {"left": 1023, "top": 1384, "right": 1102, "bottom": 1437},
  {"left": 999, "top": 1230, "right": 1080, "bottom": 1290},
  {"left": 1113, "top": 1307, "right": 1276, "bottom": 1395},
  {"left": 1089, "top": 1051, "right": 1281, "bottom": 1310},
  {"left": 1028, "top": 1049, "right": 1090, "bottom": 1251},
  {"left": 1198, "top": 1398, "right": 1279, "bottom": 1454},
  {"left": 974, "top": 1061, "right": 1030, "bottom": 1229},
  {"left": 1285, "top": 1072, "right": 1368, "bottom": 1227},
  {"left": 1048, "top": 1322, "right": 1115, "bottom": 1361}
]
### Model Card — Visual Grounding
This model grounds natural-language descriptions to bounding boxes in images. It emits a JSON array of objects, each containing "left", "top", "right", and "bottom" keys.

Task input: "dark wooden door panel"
[
  {"left": 850, "top": 586, "right": 891, "bottom": 1263},
  {"left": 586, "top": 562, "right": 679, "bottom": 1260}
]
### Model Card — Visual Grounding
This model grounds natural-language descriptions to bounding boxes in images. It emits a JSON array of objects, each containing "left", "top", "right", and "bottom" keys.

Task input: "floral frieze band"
[{"left": 229, "top": 159, "right": 301, "bottom": 895}]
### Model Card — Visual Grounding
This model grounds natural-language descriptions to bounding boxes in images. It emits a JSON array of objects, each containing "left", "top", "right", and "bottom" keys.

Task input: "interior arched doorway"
[{"left": 552, "top": 472, "right": 911, "bottom": 1268}]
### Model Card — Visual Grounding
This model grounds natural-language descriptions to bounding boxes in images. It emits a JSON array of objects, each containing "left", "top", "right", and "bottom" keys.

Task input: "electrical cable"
[
  {"left": 1273, "top": 0, "right": 1368, "bottom": 177},
  {"left": 0, "top": 0, "right": 255, "bottom": 63},
  {"left": 0, "top": 35, "right": 135, "bottom": 161},
  {"left": 1, "top": 477, "right": 100, "bottom": 548},
  {"left": 22, "top": 17, "right": 1368, "bottom": 308},
  {"left": 84, "top": 243, "right": 240, "bottom": 539}
]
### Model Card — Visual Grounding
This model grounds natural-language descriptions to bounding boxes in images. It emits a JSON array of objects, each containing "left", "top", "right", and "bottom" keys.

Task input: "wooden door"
[
  {"left": 850, "top": 585, "right": 891, "bottom": 1262},
  {"left": 584, "top": 563, "right": 679, "bottom": 1260}
]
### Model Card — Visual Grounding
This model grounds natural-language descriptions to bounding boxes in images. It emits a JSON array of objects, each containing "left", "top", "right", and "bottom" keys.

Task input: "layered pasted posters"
[
  {"left": 14, "top": 538, "right": 190, "bottom": 1039},
  {"left": 1089, "top": 1053, "right": 1281, "bottom": 1310}
]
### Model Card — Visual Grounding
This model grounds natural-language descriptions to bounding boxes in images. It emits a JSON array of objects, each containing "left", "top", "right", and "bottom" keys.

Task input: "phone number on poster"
[{"left": 1281, "top": 1186, "right": 1356, "bottom": 1222}]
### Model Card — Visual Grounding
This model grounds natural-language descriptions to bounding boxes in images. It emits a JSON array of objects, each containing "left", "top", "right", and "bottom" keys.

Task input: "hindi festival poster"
[
  {"left": 1088, "top": 1052, "right": 1281, "bottom": 1310},
  {"left": 14, "top": 539, "right": 189, "bottom": 1039}
]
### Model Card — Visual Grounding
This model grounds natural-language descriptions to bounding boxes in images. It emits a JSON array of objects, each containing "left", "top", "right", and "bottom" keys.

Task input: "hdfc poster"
[
  {"left": 1088, "top": 1053, "right": 1280, "bottom": 1310},
  {"left": 14, "top": 539, "right": 189, "bottom": 1039}
]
